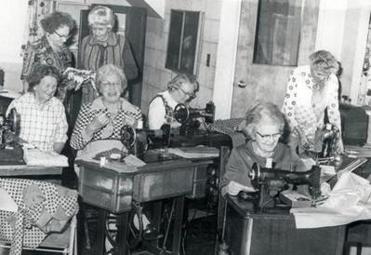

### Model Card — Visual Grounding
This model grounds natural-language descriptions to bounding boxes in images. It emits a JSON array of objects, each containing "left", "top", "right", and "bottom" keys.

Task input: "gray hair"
[
  {"left": 95, "top": 64, "right": 127, "bottom": 93},
  {"left": 309, "top": 50, "right": 339, "bottom": 76},
  {"left": 241, "top": 102, "right": 285, "bottom": 139},
  {"left": 88, "top": 6, "right": 115, "bottom": 28},
  {"left": 167, "top": 73, "right": 199, "bottom": 98}
]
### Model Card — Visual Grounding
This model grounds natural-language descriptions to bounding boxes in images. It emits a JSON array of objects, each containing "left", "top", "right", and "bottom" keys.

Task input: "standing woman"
[
  {"left": 79, "top": 5, "right": 138, "bottom": 104},
  {"left": 21, "top": 11, "right": 76, "bottom": 101},
  {"left": 282, "top": 50, "right": 343, "bottom": 154}
]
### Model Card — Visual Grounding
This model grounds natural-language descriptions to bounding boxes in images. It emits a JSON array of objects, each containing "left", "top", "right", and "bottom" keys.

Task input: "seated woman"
[
  {"left": 70, "top": 64, "right": 142, "bottom": 159},
  {"left": 147, "top": 73, "right": 199, "bottom": 129},
  {"left": 6, "top": 64, "right": 68, "bottom": 153},
  {"left": 221, "top": 102, "right": 307, "bottom": 196}
]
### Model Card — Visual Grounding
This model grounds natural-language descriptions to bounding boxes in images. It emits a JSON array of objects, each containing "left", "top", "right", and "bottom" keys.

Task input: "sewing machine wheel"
[
  {"left": 174, "top": 103, "right": 189, "bottom": 124},
  {"left": 120, "top": 125, "right": 136, "bottom": 148}
]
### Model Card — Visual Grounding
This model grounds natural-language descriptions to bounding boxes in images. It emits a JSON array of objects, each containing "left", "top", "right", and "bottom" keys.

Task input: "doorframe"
[{"left": 212, "top": 0, "right": 242, "bottom": 120}]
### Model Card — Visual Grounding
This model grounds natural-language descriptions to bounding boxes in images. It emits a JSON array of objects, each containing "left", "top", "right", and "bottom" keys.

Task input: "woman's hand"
[
  {"left": 86, "top": 112, "right": 110, "bottom": 135},
  {"left": 225, "top": 181, "right": 256, "bottom": 196}
]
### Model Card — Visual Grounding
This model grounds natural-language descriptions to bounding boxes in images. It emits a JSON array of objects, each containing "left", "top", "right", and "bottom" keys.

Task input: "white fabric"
[{"left": 148, "top": 91, "right": 181, "bottom": 129}]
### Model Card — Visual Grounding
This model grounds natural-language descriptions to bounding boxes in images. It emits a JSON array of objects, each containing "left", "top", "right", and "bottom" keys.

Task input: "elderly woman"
[
  {"left": 282, "top": 50, "right": 343, "bottom": 154},
  {"left": 148, "top": 73, "right": 199, "bottom": 129},
  {"left": 7, "top": 64, "right": 68, "bottom": 153},
  {"left": 221, "top": 102, "right": 307, "bottom": 196},
  {"left": 70, "top": 64, "right": 142, "bottom": 157},
  {"left": 21, "top": 11, "right": 76, "bottom": 99},
  {"left": 79, "top": 5, "right": 138, "bottom": 105}
]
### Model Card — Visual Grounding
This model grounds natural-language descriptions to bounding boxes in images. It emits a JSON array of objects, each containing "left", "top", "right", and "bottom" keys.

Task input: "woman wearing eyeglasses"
[
  {"left": 21, "top": 11, "right": 76, "bottom": 100},
  {"left": 221, "top": 102, "right": 307, "bottom": 196},
  {"left": 282, "top": 50, "right": 343, "bottom": 155},
  {"left": 147, "top": 73, "right": 199, "bottom": 130},
  {"left": 70, "top": 64, "right": 142, "bottom": 157}
]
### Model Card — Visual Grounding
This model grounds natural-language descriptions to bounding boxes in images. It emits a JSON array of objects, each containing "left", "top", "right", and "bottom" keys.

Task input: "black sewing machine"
[
  {"left": 173, "top": 101, "right": 215, "bottom": 136},
  {"left": 238, "top": 163, "right": 321, "bottom": 212},
  {"left": 0, "top": 108, "right": 20, "bottom": 146}
]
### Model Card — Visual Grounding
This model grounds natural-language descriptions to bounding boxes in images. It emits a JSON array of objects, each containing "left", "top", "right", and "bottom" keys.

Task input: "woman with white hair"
[
  {"left": 147, "top": 73, "right": 199, "bottom": 129},
  {"left": 70, "top": 64, "right": 142, "bottom": 157},
  {"left": 282, "top": 50, "right": 343, "bottom": 154},
  {"left": 79, "top": 5, "right": 138, "bottom": 104}
]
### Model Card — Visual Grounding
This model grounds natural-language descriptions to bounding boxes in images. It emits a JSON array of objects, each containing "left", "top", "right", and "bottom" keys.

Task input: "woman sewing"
[
  {"left": 221, "top": 102, "right": 307, "bottom": 196},
  {"left": 147, "top": 73, "right": 199, "bottom": 129},
  {"left": 70, "top": 64, "right": 142, "bottom": 158},
  {"left": 282, "top": 50, "right": 343, "bottom": 155},
  {"left": 7, "top": 64, "right": 68, "bottom": 153}
]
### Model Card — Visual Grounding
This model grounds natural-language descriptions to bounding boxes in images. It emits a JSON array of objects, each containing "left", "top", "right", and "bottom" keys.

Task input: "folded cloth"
[{"left": 23, "top": 149, "right": 68, "bottom": 167}]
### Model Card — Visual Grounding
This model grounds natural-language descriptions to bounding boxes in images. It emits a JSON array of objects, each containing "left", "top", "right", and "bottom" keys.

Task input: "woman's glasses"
[
  {"left": 178, "top": 86, "right": 196, "bottom": 99},
  {"left": 54, "top": 31, "right": 70, "bottom": 39},
  {"left": 256, "top": 131, "right": 281, "bottom": 140}
]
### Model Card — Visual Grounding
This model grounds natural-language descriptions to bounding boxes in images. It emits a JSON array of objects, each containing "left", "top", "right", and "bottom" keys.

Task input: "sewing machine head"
[
  {"left": 240, "top": 163, "right": 321, "bottom": 212},
  {"left": 120, "top": 124, "right": 171, "bottom": 158},
  {"left": 174, "top": 101, "right": 215, "bottom": 136},
  {"left": 0, "top": 108, "right": 20, "bottom": 145}
]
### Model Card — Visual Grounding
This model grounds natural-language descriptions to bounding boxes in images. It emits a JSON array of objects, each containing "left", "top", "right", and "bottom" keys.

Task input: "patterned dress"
[
  {"left": 70, "top": 97, "right": 142, "bottom": 152},
  {"left": 282, "top": 65, "right": 341, "bottom": 146},
  {"left": 21, "top": 36, "right": 73, "bottom": 101}
]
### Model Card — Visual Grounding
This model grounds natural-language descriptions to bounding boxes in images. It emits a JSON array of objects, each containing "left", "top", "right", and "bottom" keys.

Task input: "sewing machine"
[
  {"left": 173, "top": 101, "right": 215, "bottom": 136},
  {"left": 237, "top": 163, "right": 321, "bottom": 212},
  {"left": 0, "top": 108, "right": 20, "bottom": 145}
]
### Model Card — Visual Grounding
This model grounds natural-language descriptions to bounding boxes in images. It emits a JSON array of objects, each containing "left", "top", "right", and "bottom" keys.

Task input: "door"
[
  {"left": 230, "top": 0, "right": 319, "bottom": 118},
  {"left": 79, "top": 5, "right": 147, "bottom": 107}
]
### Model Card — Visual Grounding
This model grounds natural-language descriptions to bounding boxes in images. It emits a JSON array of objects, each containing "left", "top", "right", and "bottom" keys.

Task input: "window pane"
[
  {"left": 253, "top": 0, "right": 302, "bottom": 66},
  {"left": 166, "top": 11, "right": 183, "bottom": 70},
  {"left": 180, "top": 12, "right": 199, "bottom": 74}
]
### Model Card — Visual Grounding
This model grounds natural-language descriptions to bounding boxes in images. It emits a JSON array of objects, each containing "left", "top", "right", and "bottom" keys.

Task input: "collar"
[
  {"left": 88, "top": 32, "right": 118, "bottom": 47},
  {"left": 90, "top": 97, "right": 136, "bottom": 113}
]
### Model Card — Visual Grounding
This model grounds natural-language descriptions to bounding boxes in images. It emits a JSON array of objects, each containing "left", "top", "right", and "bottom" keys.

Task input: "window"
[
  {"left": 253, "top": 0, "right": 302, "bottom": 66},
  {"left": 165, "top": 10, "right": 202, "bottom": 75}
]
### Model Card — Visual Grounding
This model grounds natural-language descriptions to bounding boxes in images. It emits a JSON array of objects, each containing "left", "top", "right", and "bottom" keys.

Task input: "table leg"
[
  {"left": 95, "top": 208, "right": 107, "bottom": 255},
  {"left": 172, "top": 196, "right": 184, "bottom": 255}
]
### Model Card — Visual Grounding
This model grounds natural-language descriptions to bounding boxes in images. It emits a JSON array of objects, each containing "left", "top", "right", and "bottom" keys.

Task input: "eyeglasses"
[
  {"left": 54, "top": 30, "right": 70, "bottom": 39},
  {"left": 101, "top": 82, "right": 122, "bottom": 87},
  {"left": 178, "top": 87, "right": 196, "bottom": 99},
  {"left": 256, "top": 131, "right": 281, "bottom": 140}
]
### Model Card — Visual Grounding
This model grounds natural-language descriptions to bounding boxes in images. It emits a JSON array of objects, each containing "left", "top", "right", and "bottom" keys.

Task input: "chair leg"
[{"left": 68, "top": 216, "right": 77, "bottom": 255}]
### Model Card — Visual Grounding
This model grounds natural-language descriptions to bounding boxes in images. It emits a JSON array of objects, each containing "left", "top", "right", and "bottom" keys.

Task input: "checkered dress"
[
  {"left": 282, "top": 65, "right": 341, "bottom": 142},
  {"left": 0, "top": 178, "right": 78, "bottom": 255},
  {"left": 70, "top": 97, "right": 142, "bottom": 150},
  {"left": 7, "top": 93, "right": 68, "bottom": 151}
]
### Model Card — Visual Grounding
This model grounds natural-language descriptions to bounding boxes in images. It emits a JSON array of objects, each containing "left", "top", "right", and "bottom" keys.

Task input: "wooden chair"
[{"left": 0, "top": 215, "right": 77, "bottom": 255}]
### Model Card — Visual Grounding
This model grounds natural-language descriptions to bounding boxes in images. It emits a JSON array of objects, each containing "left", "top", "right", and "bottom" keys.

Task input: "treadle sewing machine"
[{"left": 76, "top": 102, "right": 233, "bottom": 255}]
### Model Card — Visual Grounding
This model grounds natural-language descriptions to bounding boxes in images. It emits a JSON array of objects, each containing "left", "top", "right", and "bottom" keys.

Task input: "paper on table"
[
  {"left": 168, "top": 146, "right": 219, "bottom": 159},
  {"left": 291, "top": 172, "right": 371, "bottom": 228}
]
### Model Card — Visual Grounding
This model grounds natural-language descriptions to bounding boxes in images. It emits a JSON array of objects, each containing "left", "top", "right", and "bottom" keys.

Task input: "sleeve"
[
  {"left": 53, "top": 104, "right": 68, "bottom": 144},
  {"left": 326, "top": 75, "right": 342, "bottom": 133},
  {"left": 20, "top": 42, "right": 36, "bottom": 80},
  {"left": 70, "top": 104, "right": 94, "bottom": 150},
  {"left": 220, "top": 148, "right": 253, "bottom": 189},
  {"left": 282, "top": 70, "right": 299, "bottom": 132},
  {"left": 148, "top": 97, "right": 166, "bottom": 129},
  {"left": 282, "top": 68, "right": 317, "bottom": 141},
  {"left": 78, "top": 36, "right": 88, "bottom": 69},
  {"left": 122, "top": 39, "right": 138, "bottom": 81}
]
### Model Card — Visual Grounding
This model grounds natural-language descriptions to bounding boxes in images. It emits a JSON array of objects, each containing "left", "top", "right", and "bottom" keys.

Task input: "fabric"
[
  {"left": 20, "top": 36, "right": 72, "bottom": 101},
  {"left": 282, "top": 65, "right": 341, "bottom": 144},
  {"left": 148, "top": 91, "right": 181, "bottom": 129},
  {"left": 70, "top": 97, "right": 142, "bottom": 151},
  {"left": 221, "top": 140, "right": 307, "bottom": 190},
  {"left": 79, "top": 32, "right": 138, "bottom": 104},
  {"left": 0, "top": 178, "right": 78, "bottom": 255},
  {"left": 6, "top": 93, "right": 68, "bottom": 152}
]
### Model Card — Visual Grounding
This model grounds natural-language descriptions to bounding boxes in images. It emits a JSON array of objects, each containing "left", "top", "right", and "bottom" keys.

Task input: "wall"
[
  {"left": 0, "top": 1, "right": 28, "bottom": 92},
  {"left": 140, "top": 0, "right": 223, "bottom": 115},
  {"left": 229, "top": 0, "right": 320, "bottom": 118}
]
